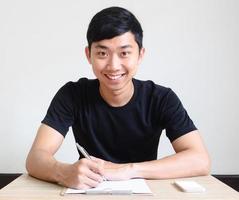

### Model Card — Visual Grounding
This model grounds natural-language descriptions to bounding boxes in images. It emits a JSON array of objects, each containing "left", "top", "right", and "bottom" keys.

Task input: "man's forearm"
[
  {"left": 26, "top": 149, "right": 104, "bottom": 189},
  {"left": 26, "top": 149, "right": 65, "bottom": 183},
  {"left": 131, "top": 150, "right": 210, "bottom": 179}
]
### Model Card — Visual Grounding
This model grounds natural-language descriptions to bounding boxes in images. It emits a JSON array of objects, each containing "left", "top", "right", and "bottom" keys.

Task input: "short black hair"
[{"left": 87, "top": 7, "right": 143, "bottom": 50}]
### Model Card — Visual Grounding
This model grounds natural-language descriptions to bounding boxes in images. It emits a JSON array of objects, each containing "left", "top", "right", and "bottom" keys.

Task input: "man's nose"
[{"left": 106, "top": 54, "right": 121, "bottom": 70}]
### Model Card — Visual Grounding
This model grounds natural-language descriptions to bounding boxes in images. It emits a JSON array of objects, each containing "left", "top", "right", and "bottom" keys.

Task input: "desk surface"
[{"left": 0, "top": 174, "right": 238, "bottom": 200}]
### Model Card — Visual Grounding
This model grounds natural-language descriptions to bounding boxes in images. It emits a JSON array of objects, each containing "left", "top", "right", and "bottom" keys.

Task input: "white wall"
[{"left": 0, "top": 0, "right": 238, "bottom": 174}]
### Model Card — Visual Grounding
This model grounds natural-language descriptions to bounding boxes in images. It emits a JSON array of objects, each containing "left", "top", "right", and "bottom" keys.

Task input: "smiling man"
[
  {"left": 26, "top": 7, "right": 210, "bottom": 190},
  {"left": 86, "top": 31, "right": 144, "bottom": 107}
]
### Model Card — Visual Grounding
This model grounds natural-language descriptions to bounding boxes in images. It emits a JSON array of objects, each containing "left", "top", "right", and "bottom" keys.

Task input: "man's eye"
[
  {"left": 97, "top": 51, "right": 107, "bottom": 57},
  {"left": 121, "top": 51, "right": 131, "bottom": 57}
]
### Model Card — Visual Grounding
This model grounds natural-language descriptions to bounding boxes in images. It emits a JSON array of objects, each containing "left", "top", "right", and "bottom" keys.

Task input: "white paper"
[{"left": 64, "top": 179, "right": 152, "bottom": 195}]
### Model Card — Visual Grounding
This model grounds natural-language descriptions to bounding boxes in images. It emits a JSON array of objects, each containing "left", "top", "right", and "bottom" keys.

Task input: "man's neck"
[{"left": 99, "top": 81, "right": 134, "bottom": 107}]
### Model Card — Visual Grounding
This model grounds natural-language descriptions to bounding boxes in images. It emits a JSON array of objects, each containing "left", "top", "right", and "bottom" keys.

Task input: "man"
[{"left": 26, "top": 6, "right": 210, "bottom": 190}]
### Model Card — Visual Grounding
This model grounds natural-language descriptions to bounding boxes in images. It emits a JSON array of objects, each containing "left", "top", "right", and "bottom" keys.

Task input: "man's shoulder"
[
  {"left": 62, "top": 78, "right": 98, "bottom": 90},
  {"left": 54, "top": 78, "right": 98, "bottom": 101},
  {"left": 133, "top": 78, "right": 172, "bottom": 97}
]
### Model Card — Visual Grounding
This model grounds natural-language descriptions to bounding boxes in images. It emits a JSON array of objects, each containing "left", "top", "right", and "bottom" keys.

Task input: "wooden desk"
[{"left": 0, "top": 174, "right": 238, "bottom": 200}]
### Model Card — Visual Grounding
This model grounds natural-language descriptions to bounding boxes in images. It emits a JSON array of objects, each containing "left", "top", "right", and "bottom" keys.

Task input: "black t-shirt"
[{"left": 42, "top": 78, "right": 197, "bottom": 163}]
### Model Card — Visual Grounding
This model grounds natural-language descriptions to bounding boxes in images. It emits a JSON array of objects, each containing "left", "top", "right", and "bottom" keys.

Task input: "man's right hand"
[
  {"left": 56, "top": 158, "right": 104, "bottom": 189},
  {"left": 26, "top": 124, "right": 104, "bottom": 190}
]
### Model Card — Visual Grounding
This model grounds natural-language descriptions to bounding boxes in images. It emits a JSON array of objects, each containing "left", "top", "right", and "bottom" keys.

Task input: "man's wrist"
[
  {"left": 54, "top": 160, "right": 67, "bottom": 185},
  {"left": 129, "top": 162, "right": 142, "bottom": 179}
]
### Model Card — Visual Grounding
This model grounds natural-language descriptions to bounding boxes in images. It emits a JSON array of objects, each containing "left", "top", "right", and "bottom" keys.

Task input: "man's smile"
[{"left": 104, "top": 73, "right": 126, "bottom": 80}]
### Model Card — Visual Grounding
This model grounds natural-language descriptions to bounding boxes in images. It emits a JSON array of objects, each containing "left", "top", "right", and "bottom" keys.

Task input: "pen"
[
  {"left": 76, "top": 143, "right": 91, "bottom": 159},
  {"left": 76, "top": 143, "right": 107, "bottom": 181}
]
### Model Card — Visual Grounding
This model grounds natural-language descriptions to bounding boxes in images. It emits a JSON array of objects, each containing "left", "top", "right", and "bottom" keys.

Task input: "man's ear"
[
  {"left": 138, "top": 47, "right": 145, "bottom": 65},
  {"left": 85, "top": 46, "right": 91, "bottom": 64}
]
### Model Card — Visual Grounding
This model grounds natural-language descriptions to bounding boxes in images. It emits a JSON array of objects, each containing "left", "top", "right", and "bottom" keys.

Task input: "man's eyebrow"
[
  {"left": 95, "top": 45, "right": 108, "bottom": 49},
  {"left": 120, "top": 45, "right": 133, "bottom": 49},
  {"left": 94, "top": 44, "right": 133, "bottom": 49}
]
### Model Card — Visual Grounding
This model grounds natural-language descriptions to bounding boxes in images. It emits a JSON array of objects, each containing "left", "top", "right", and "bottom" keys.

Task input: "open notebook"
[{"left": 61, "top": 178, "right": 153, "bottom": 195}]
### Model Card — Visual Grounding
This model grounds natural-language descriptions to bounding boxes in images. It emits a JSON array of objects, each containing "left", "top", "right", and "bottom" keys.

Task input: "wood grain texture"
[{"left": 0, "top": 174, "right": 238, "bottom": 200}]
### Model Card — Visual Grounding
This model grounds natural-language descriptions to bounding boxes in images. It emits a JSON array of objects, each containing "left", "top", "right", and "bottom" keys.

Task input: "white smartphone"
[{"left": 174, "top": 180, "right": 206, "bottom": 193}]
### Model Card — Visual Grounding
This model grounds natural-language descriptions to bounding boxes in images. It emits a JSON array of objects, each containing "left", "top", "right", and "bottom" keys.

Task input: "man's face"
[{"left": 85, "top": 32, "right": 145, "bottom": 93}]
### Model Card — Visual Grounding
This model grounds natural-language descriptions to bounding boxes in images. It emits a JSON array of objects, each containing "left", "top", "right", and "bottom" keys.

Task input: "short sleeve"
[
  {"left": 41, "top": 82, "right": 75, "bottom": 137},
  {"left": 161, "top": 90, "right": 197, "bottom": 142}
]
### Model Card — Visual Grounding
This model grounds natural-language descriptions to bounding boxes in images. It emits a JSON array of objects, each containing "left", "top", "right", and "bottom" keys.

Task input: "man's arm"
[
  {"left": 97, "top": 130, "right": 211, "bottom": 180},
  {"left": 26, "top": 124, "right": 104, "bottom": 189}
]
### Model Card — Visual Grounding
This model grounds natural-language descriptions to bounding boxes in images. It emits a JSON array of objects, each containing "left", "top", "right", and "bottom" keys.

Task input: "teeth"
[{"left": 106, "top": 74, "right": 123, "bottom": 80}]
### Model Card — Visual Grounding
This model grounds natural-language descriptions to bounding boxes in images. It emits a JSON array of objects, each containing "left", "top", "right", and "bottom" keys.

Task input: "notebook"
[{"left": 61, "top": 178, "right": 153, "bottom": 195}]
